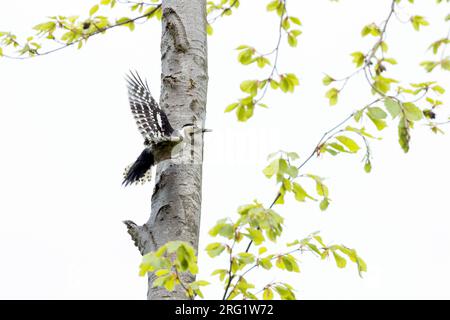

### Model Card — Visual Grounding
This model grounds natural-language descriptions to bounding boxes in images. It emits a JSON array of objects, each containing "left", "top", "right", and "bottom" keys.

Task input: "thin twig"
[
  {"left": 222, "top": 240, "right": 236, "bottom": 300},
  {"left": 174, "top": 267, "right": 194, "bottom": 300},
  {"left": 208, "top": 0, "right": 239, "bottom": 25},
  {"left": 254, "top": 1, "right": 287, "bottom": 105},
  {"left": 1, "top": 4, "right": 162, "bottom": 60}
]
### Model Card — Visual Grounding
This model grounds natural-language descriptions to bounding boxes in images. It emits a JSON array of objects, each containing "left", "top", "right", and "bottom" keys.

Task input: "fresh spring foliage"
[
  {"left": 139, "top": 211, "right": 366, "bottom": 300},
  {"left": 3, "top": 0, "right": 448, "bottom": 300},
  {"left": 321, "top": 0, "right": 448, "bottom": 156},
  {"left": 0, "top": 0, "right": 163, "bottom": 57},
  {"left": 138, "top": 0, "right": 449, "bottom": 299},
  {"left": 224, "top": 0, "right": 302, "bottom": 121}
]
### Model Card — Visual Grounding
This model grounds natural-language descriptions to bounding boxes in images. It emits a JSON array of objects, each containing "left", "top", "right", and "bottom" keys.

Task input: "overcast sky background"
[{"left": 0, "top": 0, "right": 449, "bottom": 299}]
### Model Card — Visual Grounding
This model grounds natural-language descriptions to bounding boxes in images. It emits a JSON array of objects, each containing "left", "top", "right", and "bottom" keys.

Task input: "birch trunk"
[{"left": 124, "top": 0, "right": 208, "bottom": 300}]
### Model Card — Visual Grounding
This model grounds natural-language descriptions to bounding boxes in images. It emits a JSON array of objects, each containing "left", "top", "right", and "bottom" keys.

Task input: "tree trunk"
[{"left": 124, "top": 0, "right": 208, "bottom": 300}]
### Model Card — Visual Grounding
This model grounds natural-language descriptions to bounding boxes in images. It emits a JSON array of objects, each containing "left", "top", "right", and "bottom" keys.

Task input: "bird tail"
[{"left": 122, "top": 148, "right": 155, "bottom": 186}]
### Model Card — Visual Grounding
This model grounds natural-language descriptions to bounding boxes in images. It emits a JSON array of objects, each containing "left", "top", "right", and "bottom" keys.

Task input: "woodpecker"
[{"left": 122, "top": 71, "right": 208, "bottom": 186}]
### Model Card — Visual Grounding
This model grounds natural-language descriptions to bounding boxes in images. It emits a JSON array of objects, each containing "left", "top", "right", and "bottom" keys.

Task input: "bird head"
[{"left": 180, "top": 123, "right": 212, "bottom": 139}]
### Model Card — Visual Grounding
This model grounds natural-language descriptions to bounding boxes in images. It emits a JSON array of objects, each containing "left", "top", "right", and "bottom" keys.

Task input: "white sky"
[{"left": 0, "top": 0, "right": 449, "bottom": 299}]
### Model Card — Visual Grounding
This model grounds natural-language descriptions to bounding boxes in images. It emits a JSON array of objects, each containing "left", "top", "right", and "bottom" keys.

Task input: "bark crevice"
[{"left": 163, "top": 7, "right": 189, "bottom": 53}]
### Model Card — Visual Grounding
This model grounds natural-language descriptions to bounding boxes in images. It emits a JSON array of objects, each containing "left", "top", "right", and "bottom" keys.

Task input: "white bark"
[{"left": 124, "top": 0, "right": 208, "bottom": 300}]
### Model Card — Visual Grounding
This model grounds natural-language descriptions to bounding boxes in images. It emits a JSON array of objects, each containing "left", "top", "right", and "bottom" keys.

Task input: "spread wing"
[{"left": 126, "top": 71, "right": 174, "bottom": 143}]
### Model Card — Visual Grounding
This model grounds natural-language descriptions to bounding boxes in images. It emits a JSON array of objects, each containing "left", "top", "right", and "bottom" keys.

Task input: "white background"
[{"left": 0, "top": 0, "right": 449, "bottom": 299}]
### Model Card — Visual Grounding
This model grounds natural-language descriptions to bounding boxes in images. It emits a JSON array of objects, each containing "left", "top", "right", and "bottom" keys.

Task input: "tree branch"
[{"left": 1, "top": 5, "right": 162, "bottom": 60}]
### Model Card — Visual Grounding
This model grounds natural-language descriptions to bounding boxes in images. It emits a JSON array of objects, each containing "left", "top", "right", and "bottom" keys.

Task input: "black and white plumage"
[
  {"left": 126, "top": 71, "right": 174, "bottom": 144},
  {"left": 122, "top": 71, "right": 211, "bottom": 187},
  {"left": 122, "top": 72, "right": 180, "bottom": 187}
]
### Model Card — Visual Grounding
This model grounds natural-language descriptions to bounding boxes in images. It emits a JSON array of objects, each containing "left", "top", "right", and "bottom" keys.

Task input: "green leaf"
[
  {"left": 351, "top": 52, "right": 365, "bottom": 67},
  {"left": 282, "top": 18, "right": 291, "bottom": 31},
  {"left": 403, "top": 102, "right": 423, "bottom": 121},
  {"left": 380, "top": 41, "right": 389, "bottom": 53},
  {"left": 247, "top": 228, "right": 265, "bottom": 245},
  {"left": 367, "top": 114, "right": 387, "bottom": 131},
  {"left": 289, "top": 16, "right": 302, "bottom": 25},
  {"left": 256, "top": 56, "right": 270, "bottom": 68},
  {"left": 139, "top": 253, "right": 170, "bottom": 276},
  {"left": 225, "top": 103, "right": 239, "bottom": 113},
  {"left": 420, "top": 61, "right": 439, "bottom": 73},
  {"left": 155, "top": 269, "right": 170, "bottom": 277},
  {"left": 164, "top": 274, "right": 176, "bottom": 291},
  {"left": 209, "top": 219, "right": 235, "bottom": 239},
  {"left": 286, "top": 73, "right": 299, "bottom": 86},
  {"left": 307, "top": 175, "right": 328, "bottom": 198},
  {"left": 287, "top": 152, "right": 299, "bottom": 160},
  {"left": 258, "top": 247, "right": 268, "bottom": 255},
  {"left": 354, "top": 109, "right": 363, "bottom": 122},
  {"left": 205, "top": 243, "right": 226, "bottom": 257},
  {"left": 274, "top": 284, "right": 295, "bottom": 300},
  {"left": 322, "top": 74, "right": 335, "bottom": 86},
  {"left": 279, "top": 73, "right": 299, "bottom": 93},
  {"left": 236, "top": 104, "right": 254, "bottom": 122},
  {"left": 117, "top": 17, "right": 131, "bottom": 25},
  {"left": 288, "top": 33, "right": 298, "bottom": 47},
  {"left": 367, "top": 107, "right": 387, "bottom": 120},
  {"left": 89, "top": 4, "right": 99, "bottom": 16},
  {"left": 152, "top": 274, "right": 169, "bottom": 288},
  {"left": 293, "top": 183, "right": 314, "bottom": 202},
  {"left": 269, "top": 79, "right": 279, "bottom": 89},
  {"left": 240, "top": 80, "right": 258, "bottom": 96},
  {"left": 325, "top": 88, "right": 339, "bottom": 106},
  {"left": 285, "top": 165, "right": 298, "bottom": 178},
  {"left": 398, "top": 117, "right": 410, "bottom": 153},
  {"left": 432, "top": 85, "right": 445, "bottom": 95},
  {"left": 410, "top": 15, "right": 429, "bottom": 31},
  {"left": 356, "top": 256, "right": 368, "bottom": 276},
  {"left": 267, "top": 0, "right": 280, "bottom": 11},
  {"left": 328, "top": 142, "right": 348, "bottom": 153},
  {"left": 320, "top": 198, "right": 330, "bottom": 211},
  {"left": 263, "top": 288, "right": 274, "bottom": 300},
  {"left": 373, "top": 75, "right": 397, "bottom": 94},
  {"left": 237, "top": 48, "right": 254, "bottom": 65},
  {"left": 191, "top": 280, "right": 210, "bottom": 288},
  {"left": 335, "top": 136, "right": 360, "bottom": 153},
  {"left": 345, "top": 126, "right": 376, "bottom": 139},
  {"left": 316, "top": 182, "right": 329, "bottom": 198},
  {"left": 206, "top": 24, "right": 213, "bottom": 36},
  {"left": 237, "top": 252, "right": 255, "bottom": 265},
  {"left": 236, "top": 45, "right": 250, "bottom": 50},
  {"left": 164, "top": 241, "right": 183, "bottom": 253},
  {"left": 383, "top": 57, "right": 397, "bottom": 65},
  {"left": 259, "top": 257, "right": 273, "bottom": 270},
  {"left": 279, "top": 78, "right": 289, "bottom": 93},
  {"left": 364, "top": 160, "right": 372, "bottom": 173},
  {"left": 211, "top": 269, "right": 228, "bottom": 281},
  {"left": 442, "top": 57, "right": 450, "bottom": 71},
  {"left": 33, "top": 21, "right": 56, "bottom": 33},
  {"left": 312, "top": 237, "right": 325, "bottom": 251},
  {"left": 361, "top": 23, "right": 380, "bottom": 37},
  {"left": 384, "top": 98, "right": 402, "bottom": 119},
  {"left": 333, "top": 251, "right": 347, "bottom": 268},
  {"left": 282, "top": 255, "right": 300, "bottom": 272},
  {"left": 263, "top": 159, "right": 279, "bottom": 178}
]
